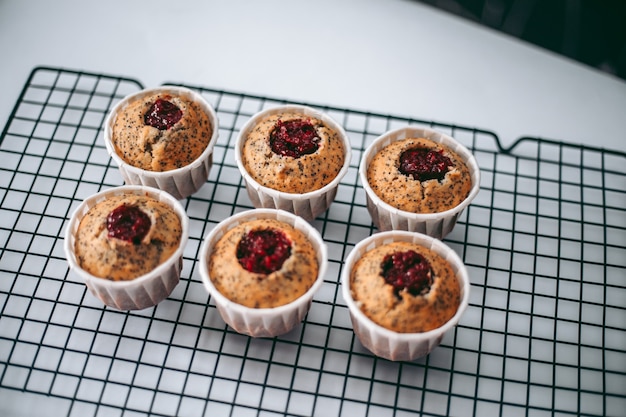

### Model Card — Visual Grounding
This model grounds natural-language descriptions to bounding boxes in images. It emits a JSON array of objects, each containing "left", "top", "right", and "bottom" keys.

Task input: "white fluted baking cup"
[
  {"left": 104, "top": 86, "right": 219, "bottom": 200},
  {"left": 235, "top": 105, "right": 351, "bottom": 222},
  {"left": 64, "top": 185, "right": 189, "bottom": 310},
  {"left": 341, "top": 230, "right": 470, "bottom": 361},
  {"left": 359, "top": 126, "right": 480, "bottom": 239},
  {"left": 199, "top": 209, "right": 328, "bottom": 338}
]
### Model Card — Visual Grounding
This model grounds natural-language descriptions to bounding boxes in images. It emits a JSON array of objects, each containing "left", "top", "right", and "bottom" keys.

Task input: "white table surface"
[{"left": 0, "top": 0, "right": 625, "bottom": 152}]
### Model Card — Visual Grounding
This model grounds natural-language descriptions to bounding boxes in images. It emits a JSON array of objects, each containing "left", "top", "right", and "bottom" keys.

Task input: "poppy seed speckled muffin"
[
  {"left": 341, "top": 231, "right": 470, "bottom": 361},
  {"left": 208, "top": 218, "right": 318, "bottom": 309},
  {"left": 64, "top": 186, "right": 189, "bottom": 310},
  {"left": 360, "top": 126, "right": 480, "bottom": 238},
  {"left": 350, "top": 240, "right": 460, "bottom": 333},
  {"left": 111, "top": 90, "right": 212, "bottom": 172},
  {"left": 200, "top": 209, "right": 328, "bottom": 337},
  {"left": 235, "top": 105, "right": 351, "bottom": 221},
  {"left": 74, "top": 193, "right": 182, "bottom": 281},
  {"left": 366, "top": 137, "right": 472, "bottom": 213},
  {"left": 241, "top": 111, "right": 346, "bottom": 193},
  {"left": 104, "top": 86, "right": 219, "bottom": 200}
]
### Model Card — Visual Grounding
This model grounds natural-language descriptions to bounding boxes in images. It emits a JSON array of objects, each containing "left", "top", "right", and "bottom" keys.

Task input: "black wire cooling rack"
[{"left": 0, "top": 66, "right": 624, "bottom": 417}]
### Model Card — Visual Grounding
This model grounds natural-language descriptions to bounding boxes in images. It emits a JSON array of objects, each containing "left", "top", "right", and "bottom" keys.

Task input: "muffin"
[
  {"left": 350, "top": 240, "right": 460, "bottom": 333},
  {"left": 74, "top": 193, "right": 182, "bottom": 281},
  {"left": 64, "top": 185, "right": 189, "bottom": 310},
  {"left": 209, "top": 218, "right": 318, "bottom": 308},
  {"left": 367, "top": 137, "right": 471, "bottom": 213},
  {"left": 235, "top": 105, "right": 351, "bottom": 221},
  {"left": 200, "top": 209, "right": 328, "bottom": 337},
  {"left": 360, "top": 126, "right": 480, "bottom": 238},
  {"left": 104, "top": 86, "right": 219, "bottom": 200},
  {"left": 341, "top": 231, "right": 470, "bottom": 361}
]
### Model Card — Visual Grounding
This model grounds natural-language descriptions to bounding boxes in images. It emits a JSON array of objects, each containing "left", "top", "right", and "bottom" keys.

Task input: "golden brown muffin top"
[
  {"left": 209, "top": 218, "right": 318, "bottom": 308},
  {"left": 366, "top": 137, "right": 471, "bottom": 213},
  {"left": 112, "top": 92, "right": 212, "bottom": 171},
  {"left": 241, "top": 112, "right": 345, "bottom": 194},
  {"left": 74, "top": 194, "right": 182, "bottom": 281},
  {"left": 350, "top": 240, "right": 461, "bottom": 333}
]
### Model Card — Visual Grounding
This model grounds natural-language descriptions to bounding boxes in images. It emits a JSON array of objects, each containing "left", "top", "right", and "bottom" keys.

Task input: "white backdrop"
[{"left": 0, "top": 0, "right": 625, "bottom": 151}]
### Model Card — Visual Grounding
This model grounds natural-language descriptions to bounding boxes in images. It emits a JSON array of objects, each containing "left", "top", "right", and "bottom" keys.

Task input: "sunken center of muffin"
[
  {"left": 106, "top": 204, "right": 152, "bottom": 244},
  {"left": 144, "top": 98, "right": 183, "bottom": 130},
  {"left": 237, "top": 229, "right": 292, "bottom": 274},
  {"left": 399, "top": 147, "right": 452, "bottom": 182},
  {"left": 381, "top": 250, "right": 433, "bottom": 296},
  {"left": 269, "top": 119, "right": 320, "bottom": 158}
]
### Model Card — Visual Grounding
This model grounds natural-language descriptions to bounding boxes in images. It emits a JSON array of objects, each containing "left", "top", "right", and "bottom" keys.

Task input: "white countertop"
[{"left": 0, "top": 0, "right": 625, "bottom": 152}]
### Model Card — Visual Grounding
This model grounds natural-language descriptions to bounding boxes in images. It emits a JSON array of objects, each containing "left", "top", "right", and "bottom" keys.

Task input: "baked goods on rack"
[
  {"left": 74, "top": 193, "right": 183, "bottom": 281},
  {"left": 111, "top": 90, "right": 213, "bottom": 172},
  {"left": 64, "top": 186, "right": 189, "bottom": 310},
  {"left": 200, "top": 209, "right": 328, "bottom": 337},
  {"left": 235, "top": 105, "right": 351, "bottom": 221},
  {"left": 359, "top": 126, "right": 480, "bottom": 238},
  {"left": 104, "top": 86, "right": 219, "bottom": 200},
  {"left": 240, "top": 110, "right": 346, "bottom": 194},
  {"left": 341, "top": 231, "right": 470, "bottom": 361},
  {"left": 366, "top": 137, "right": 472, "bottom": 213},
  {"left": 349, "top": 240, "right": 461, "bottom": 333},
  {"left": 208, "top": 218, "right": 319, "bottom": 308}
]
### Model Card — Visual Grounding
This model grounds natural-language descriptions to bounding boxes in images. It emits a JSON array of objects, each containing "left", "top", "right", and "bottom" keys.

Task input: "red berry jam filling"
[
  {"left": 269, "top": 119, "right": 320, "bottom": 158},
  {"left": 144, "top": 98, "right": 183, "bottom": 130},
  {"left": 237, "top": 229, "right": 292, "bottom": 274},
  {"left": 106, "top": 204, "right": 152, "bottom": 244},
  {"left": 399, "top": 148, "right": 452, "bottom": 181},
  {"left": 381, "top": 250, "right": 433, "bottom": 296}
]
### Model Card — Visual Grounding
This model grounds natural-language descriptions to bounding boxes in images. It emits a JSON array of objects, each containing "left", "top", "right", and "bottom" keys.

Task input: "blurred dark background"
[{"left": 416, "top": 0, "right": 626, "bottom": 80}]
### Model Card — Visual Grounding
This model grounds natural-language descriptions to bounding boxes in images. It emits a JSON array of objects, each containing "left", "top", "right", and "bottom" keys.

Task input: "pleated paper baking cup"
[
  {"left": 64, "top": 185, "right": 189, "bottom": 310},
  {"left": 235, "top": 105, "right": 351, "bottom": 222},
  {"left": 104, "top": 86, "right": 219, "bottom": 200},
  {"left": 199, "top": 209, "right": 328, "bottom": 338},
  {"left": 359, "top": 126, "right": 480, "bottom": 239},
  {"left": 341, "top": 231, "right": 470, "bottom": 361}
]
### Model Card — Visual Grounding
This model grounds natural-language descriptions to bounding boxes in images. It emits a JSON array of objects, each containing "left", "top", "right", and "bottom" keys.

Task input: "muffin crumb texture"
[
  {"left": 367, "top": 137, "right": 471, "bottom": 213},
  {"left": 242, "top": 112, "right": 345, "bottom": 193},
  {"left": 350, "top": 241, "right": 461, "bottom": 333},
  {"left": 112, "top": 92, "right": 212, "bottom": 171},
  {"left": 74, "top": 194, "right": 182, "bottom": 281},
  {"left": 209, "top": 219, "right": 318, "bottom": 308}
]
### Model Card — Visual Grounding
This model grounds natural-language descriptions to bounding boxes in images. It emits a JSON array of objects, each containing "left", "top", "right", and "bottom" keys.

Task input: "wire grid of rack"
[{"left": 0, "top": 66, "right": 624, "bottom": 417}]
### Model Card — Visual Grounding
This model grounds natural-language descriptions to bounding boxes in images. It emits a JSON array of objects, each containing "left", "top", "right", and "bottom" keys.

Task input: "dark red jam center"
[
  {"left": 106, "top": 204, "right": 151, "bottom": 244},
  {"left": 237, "top": 229, "right": 292, "bottom": 274},
  {"left": 381, "top": 250, "right": 433, "bottom": 296},
  {"left": 269, "top": 119, "right": 320, "bottom": 158},
  {"left": 399, "top": 148, "right": 452, "bottom": 181},
  {"left": 144, "top": 98, "right": 183, "bottom": 130}
]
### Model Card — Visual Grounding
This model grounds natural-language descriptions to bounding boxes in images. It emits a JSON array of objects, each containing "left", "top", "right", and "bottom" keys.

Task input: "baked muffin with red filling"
[
  {"left": 74, "top": 193, "right": 182, "bottom": 281},
  {"left": 65, "top": 186, "right": 189, "bottom": 310},
  {"left": 241, "top": 111, "right": 345, "bottom": 193},
  {"left": 341, "top": 231, "right": 470, "bottom": 361},
  {"left": 350, "top": 240, "right": 460, "bottom": 333},
  {"left": 367, "top": 137, "right": 472, "bottom": 213},
  {"left": 104, "top": 86, "right": 219, "bottom": 200},
  {"left": 359, "top": 126, "right": 480, "bottom": 238},
  {"left": 111, "top": 91, "right": 213, "bottom": 172},
  {"left": 209, "top": 218, "right": 318, "bottom": 308},
  {"left": 200, "top": 209, "right": 328, "bottom": 337},
  {"left": 235, "top": 105, "right": 351, "bottom": 221}
]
